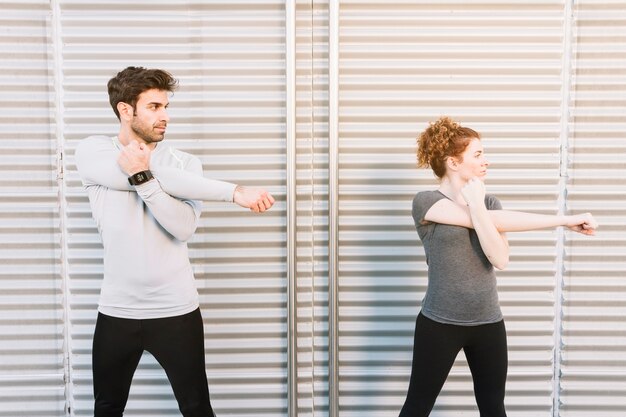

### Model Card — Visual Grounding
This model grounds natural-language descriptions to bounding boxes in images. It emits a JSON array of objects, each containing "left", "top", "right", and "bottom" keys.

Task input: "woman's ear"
[{"left": 446, "top": 156, "right": 459, "bottom": 172}]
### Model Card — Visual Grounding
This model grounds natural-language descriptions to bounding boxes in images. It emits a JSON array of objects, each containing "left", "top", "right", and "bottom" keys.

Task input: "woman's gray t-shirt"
[{"left": 412, "top": 190, "right": 503, "bottom": 326}]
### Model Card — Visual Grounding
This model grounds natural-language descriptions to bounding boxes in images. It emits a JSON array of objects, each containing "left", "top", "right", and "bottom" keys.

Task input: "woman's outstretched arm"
[
  {"left": 423, "top": 180, "right": 598, "bottom": 269},
  {"left": 424, "top": 193, "right": 598, "bottom": 235}
]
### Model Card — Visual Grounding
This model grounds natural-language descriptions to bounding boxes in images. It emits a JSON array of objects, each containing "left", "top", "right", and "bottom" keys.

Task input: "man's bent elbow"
[{"left": 171, "top": 225, "right": 198, "bottom": 242}]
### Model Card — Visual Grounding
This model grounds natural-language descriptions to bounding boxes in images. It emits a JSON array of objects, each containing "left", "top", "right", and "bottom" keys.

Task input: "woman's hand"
[
  {"left": 461, "top": 177, "right": 486, "bottom": 208},
  {"left": 565, "top": 213, "right": 598, "bottom": 235}
]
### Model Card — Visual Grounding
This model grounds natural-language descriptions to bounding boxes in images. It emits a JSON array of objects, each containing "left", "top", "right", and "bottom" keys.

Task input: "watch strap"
[{"left": 128, "top": 170, "right": 154, "bottom": 186}]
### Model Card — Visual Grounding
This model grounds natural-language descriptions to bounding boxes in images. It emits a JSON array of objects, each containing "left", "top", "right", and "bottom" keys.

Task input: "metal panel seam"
[
  {"left": 308, "top": 1, "right": 317, "bottom": 414},
  {"left": 328, "top": 0, "right": 339, "bottom": 416},
  {"left": 286, "top": 0, "right": 298, "bottom": 415},
  {"left": 554, "top": 0, "right": 575, "bottom": 415},
  {"left": 51, "top": 0, "right": 73, "bottom": 415}
]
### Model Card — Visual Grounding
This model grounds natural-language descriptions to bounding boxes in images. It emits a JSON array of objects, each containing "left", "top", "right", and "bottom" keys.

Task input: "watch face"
[{"left": 129, "top": 170, "right": 152, "bottom": 186}]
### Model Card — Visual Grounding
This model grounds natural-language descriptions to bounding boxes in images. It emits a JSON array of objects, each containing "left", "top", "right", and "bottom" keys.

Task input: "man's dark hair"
[{"left": 107, "top": 66, "right": 178, "bottom": 120}]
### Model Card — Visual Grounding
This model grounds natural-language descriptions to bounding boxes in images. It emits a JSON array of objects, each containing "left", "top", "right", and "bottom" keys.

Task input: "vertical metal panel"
[
  {"left": 561, "top": 1, "right": 626, "bottom": 416},
  {"left": 328, "top": 1, "right": 340, "bottom": 417},
  {"left": 0, "top": 1, "right": 66, "bottom": 416},
  {"left": 553, "top": 0, "right": 574, "bottom": 413},
  {"left": 60, "top": 1, "right": 288, "bottom": 416},
  {"left": 286, "top": 0, "right": 298, "bottom": 415},
  {"left": 337, "top": 1, "right": 564, "bottom": 416},
  {"left": 294, "top": 1, "right": 331, "bottom": 416}
]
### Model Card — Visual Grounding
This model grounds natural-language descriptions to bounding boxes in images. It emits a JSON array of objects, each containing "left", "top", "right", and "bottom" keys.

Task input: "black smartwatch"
[{"left": 128, "top": 170, "right": 154, "bottom": 186}]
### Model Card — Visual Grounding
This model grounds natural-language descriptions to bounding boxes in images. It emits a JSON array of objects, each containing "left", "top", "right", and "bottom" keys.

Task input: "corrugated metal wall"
[
  {"left": 561, "top": 1, "right": 626, "bottom": 416},
  {"left": 0, "top": 1, "right": 623, "bottom": 416},
  {"left": 0, "top": 1, "right": 66, "bottom": 416},
  {"left": 60, "top": 1, "right": 288, "bottom": 416},
  {"left": 335, "top": 1, "right": 564, "bottom": 416},
  {"left": 294, "top": 2, "right": 331, "bottom": 416}
]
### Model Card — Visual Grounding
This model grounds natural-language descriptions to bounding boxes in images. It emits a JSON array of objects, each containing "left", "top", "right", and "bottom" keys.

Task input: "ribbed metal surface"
[
  {"left": 60, "top": 1, "right": 288, "bottom": 416},
  {"left": 0, "top": 1, "right": 66, "bottom": 416},
  {"left": 4, "top": 1, "right": 626, "bottom": 417},
  {"left": 337, "top": 1, "right": 564, "bottom": 416},
  {"left": 561, "top": 1, "right": 626, "bottom": 416}
]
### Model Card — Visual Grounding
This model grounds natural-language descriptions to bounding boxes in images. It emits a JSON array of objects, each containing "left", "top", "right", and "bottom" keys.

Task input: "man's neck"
[{"left": 117, "top": 129, "right": 157, "bottom": 150}]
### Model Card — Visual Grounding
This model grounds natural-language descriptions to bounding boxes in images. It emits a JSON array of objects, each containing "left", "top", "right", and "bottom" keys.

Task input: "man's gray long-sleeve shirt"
[{"left": 76, "top": 135, "right": 237, "bottom": 319}]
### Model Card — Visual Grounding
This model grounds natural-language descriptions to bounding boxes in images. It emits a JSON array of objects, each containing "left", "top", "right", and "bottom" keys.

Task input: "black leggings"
[
  {"left": 399, "top": 313, "right": 508, "bottom": 417},
  {"left": 92, "top": 308, "right": 216, "bottom": 417}
]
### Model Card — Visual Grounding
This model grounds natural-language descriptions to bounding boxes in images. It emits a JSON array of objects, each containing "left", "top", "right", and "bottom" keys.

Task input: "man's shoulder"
[
  {"left": 160, "top": 144, "right": 198, "bottom": 160},
  {"left": 155, "top": 144, "right": 202, "bottom": 171},
  {"left": 83, "top": 134, "right": 112, "bottom": 140},
  {"left": 75, "top": 135, "right": 116, "bottom": 166},
  {"left": 76, "top": 135, "right": 114, "bottom": 151},
  {"left": 164, "top": 145, "right": 194, "bottom": 158}
]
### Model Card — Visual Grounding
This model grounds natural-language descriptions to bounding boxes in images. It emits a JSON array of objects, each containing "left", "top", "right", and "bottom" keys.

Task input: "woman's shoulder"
[
  {"left": 412, "top": 189, "right": 445, "bottom": 211},
  {"left": 413, "top": 189, "right": 441, "bottom": 200}
]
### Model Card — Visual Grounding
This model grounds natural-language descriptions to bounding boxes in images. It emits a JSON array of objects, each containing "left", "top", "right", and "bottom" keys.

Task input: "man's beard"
[{"left": 130, "top": 119, "right": 165, "bottom": 144}]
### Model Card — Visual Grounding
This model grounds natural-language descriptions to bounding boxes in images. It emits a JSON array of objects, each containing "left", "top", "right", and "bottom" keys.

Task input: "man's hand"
[
  {"left": 117, "top": 140, "right": 151, "bottom": 175},
  {"left": 233, "top": 186, "right": 275, "bottom": 213},
  {"left": 566, "top": 212, "right": 598, "bottom": 236},
  {"left": 461, "top": 177, "right": 486, "bottom": 208}
]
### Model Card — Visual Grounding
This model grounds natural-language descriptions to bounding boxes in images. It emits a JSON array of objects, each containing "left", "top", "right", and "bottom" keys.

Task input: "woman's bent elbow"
[
  {"left": 494, "top": 258, "right": 509, "bottom": 271},
  {"left": 489, "top": 254, "right": 509, "bottom": 271}
]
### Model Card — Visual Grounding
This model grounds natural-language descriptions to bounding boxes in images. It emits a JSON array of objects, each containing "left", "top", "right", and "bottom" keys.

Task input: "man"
[{"left": 75, "top": 66, "right": 275, "bottom": 417}]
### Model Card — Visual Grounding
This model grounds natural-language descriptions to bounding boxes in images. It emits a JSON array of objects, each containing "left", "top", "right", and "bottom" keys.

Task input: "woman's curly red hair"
[{"left": 417, "top": 116, "right": 480, "bottom": 178}]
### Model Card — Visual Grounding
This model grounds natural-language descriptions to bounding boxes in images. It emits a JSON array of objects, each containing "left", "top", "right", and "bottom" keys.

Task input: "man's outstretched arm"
[
  {"left": 75, "top": 135, "right": 275, "bottom": 211},
  {"left": 75, "top": 135, "right": 235, "bottom": 201}
]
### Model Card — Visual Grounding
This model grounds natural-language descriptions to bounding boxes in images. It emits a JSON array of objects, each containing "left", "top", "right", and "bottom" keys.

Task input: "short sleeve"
[
  {"left": 485, "top": 194, "right": 502, "bottom": 211},
  {"left": 412, "top": 191, "right": 446, "bottom": 226}
]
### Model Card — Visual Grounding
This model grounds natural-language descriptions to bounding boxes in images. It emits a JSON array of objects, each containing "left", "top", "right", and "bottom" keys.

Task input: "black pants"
[
  {"left": 399, "top": 313, "right": 508, "bottom": 417},
  {"left": 92, "top": 308, "right": 216, "bottom": 417}
]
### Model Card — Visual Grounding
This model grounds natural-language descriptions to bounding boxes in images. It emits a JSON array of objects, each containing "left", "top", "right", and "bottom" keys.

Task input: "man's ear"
[{"left": 117, "top": 102, "right": 133, "bottom": 121}]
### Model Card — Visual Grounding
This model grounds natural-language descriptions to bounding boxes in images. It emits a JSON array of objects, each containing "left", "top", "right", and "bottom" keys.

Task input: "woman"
[{"left": 399, "top": 117, "right": 597, "bottom": 417}]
